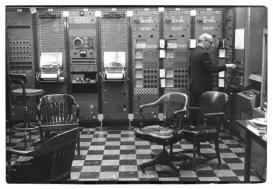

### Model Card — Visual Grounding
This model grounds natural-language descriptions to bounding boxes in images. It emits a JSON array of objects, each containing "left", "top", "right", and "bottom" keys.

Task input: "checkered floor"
[{"left": 7, "top": 126, "right": 263, "bottom": 183}]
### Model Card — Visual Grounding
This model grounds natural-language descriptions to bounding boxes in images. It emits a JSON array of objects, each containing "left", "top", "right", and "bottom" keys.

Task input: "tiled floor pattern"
[{"left": 7, "top": 127, "right": 262, "bottom": 183}]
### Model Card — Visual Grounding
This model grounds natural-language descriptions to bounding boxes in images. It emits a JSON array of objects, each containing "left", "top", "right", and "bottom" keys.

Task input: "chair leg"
[
  {"left": 151, "top": 152, "right": 157, "bottom": 159},
  {"left": 24, "top": 131, "right": 27, "bottom": 148},
  {"left": 139, "top": 150, "right": 179, "bottom": 174},
  {"left": 215, "top": 139, "right": 221, "bottom": 165},
  {"left": 29, "top": 131, "right": 32, "bottom": 140},
  {"left": 170, "top": 144, "right": 173, "bottom": 154},
  {"left": 7, "top": 128, "right": 13, "bottom": 144},
  {"left": 9, "top": 135, "right": 12, "bottom": 143},
  {"left": 39, "top": 129, "right": 44, "bottom": 142},
  {"left": 13, "top": 119, "right": 39, "bottom": 148},
  {"left": 197, "top": 142, "right": 201, "bottom": 156},
  {"left": 165, "top": 159, "right": 180, "bottom": 175},
  {"left": 192, "top": 143, "right": 198, "bottom": 171},
  {"left": 77, "top": 131, "right": 80, "bottom": 156},
  {"left": 139, "top": 151, "right": 167, "bottom": 173}
]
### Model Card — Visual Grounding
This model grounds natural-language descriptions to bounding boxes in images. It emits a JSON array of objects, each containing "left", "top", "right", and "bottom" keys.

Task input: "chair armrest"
[
  {"left": 187, "top": 106, "right": 200, "bottom": 111},
  {"left": 174, "top": 108, "right": 187, "bottom": 116},
  {"left": 7, "top": 148, "right": 35, "bottom": 156},
  {"left": 139, "top": 94, "right": 170, "bottom": 113},
  {"left": 139, "top": 101, "right": 159, "bottom": 113},
  {"left": 174, "top": 130, "right": 184, "bottom": 136},
  {"left": 36, "top": 105, "right": 41, "bottom": 122},
  {"left": 203, "top": 112, "right": 225, "bottom": 118},
  {"left": 11, "top": 78, "right": 26, "bottom": 99},
  {"left": 75, "top": 103, "right": 80, "bottom": 121},
  {"left": 203, "top": 112, "right": 225, "bottom": 127},
  {"left": 11, "top": 78, "right": 25, "bottom": 86},
  {"left": 138, "top": 100, "right": 160, "bottom": 128}
]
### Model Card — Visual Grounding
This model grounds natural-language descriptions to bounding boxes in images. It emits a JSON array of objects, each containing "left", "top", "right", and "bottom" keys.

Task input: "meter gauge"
[{"left": 73, "top": 37, "right": 83, "bottom": 49}]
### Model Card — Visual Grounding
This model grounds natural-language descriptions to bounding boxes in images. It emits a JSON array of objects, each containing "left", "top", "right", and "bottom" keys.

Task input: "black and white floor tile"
[{"left": 7, "top": 126, "right": 262, "bottom": 183}]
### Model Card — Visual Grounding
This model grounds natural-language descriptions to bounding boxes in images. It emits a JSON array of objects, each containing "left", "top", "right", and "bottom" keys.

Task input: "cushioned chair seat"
[
  {"left": 136, "top": 125, "right": 174, "bottom": 138},
  {"left": 182, "top": 125, "right": 217, "bottom": 142},
  {"left": 41, "top": 122, "right": 79, "bottom": 129},
  {"left": 135, "top": 125, "right": 175, "bottom": 145},
  {"left": 13, "top": 122, "right": 40, "bottom": 131}
]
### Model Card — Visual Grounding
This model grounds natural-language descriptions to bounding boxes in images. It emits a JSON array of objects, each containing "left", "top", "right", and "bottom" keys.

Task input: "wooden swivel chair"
[
  {"left": 134, "top": 92, "right": 188, "bottom": 174},
  {"left": 37, "top": 94, "right": 81, "bottom": 155},
  {"left": 181, "top": 91, "right": 229, "bottom": 170},
  {"left": 8, "top": 73, "right": 44, "bottom": 147},
  {"left": 7, "top": 128, "right": 78, "bottom": 183}
]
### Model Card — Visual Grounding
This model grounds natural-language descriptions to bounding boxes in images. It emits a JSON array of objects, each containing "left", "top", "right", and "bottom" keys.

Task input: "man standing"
[{"left": 188, "top": 33, "right": 235, "bottom": 124}]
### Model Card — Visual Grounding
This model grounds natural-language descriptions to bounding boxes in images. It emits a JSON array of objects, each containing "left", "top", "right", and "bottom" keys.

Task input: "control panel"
[
  {"left": 36, "top": 9, "right": 67, "bottom": 94},
  {"left": 101, "top": 10, "right": 129, "bottom": 120},
  {"left": 163, "top": 9, "right": 191, "bottom": 94},
  {"left": 6, "top": 10, "right": 36, "bottom": 121},
  {"left": 131, "top": 9, "right": 160, "bottom": 119},
  {"left": 6, "top": 11, "right": 35, "bottom": 88},
  {"left": 68, "top": 9, "right": 98, "bottom": 120},
  {"left": 195, "top": 8, "right": 224, "bottom": 89},
  {"left": 5, "top": 6, "right": 250, "bottom": 124},
  {"left": 225, "top": 8, "right": 244, "bottom": 90},
  {"left": 68, "top": 10, "right": 97, "bottom": 72}
]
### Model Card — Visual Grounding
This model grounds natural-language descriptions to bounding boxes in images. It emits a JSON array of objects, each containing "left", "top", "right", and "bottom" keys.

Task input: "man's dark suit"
[
  {"left": 189, "top": 46, "right": 227, "bottom": 94},
  {"left": 188, "top": 46, "right": 227, "bottom": 124}
]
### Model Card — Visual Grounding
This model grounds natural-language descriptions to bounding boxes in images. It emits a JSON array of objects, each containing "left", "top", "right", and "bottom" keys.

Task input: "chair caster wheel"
[
  {"left": 139, "top": 165, "right": 145, "bottom": 173},
  {"left": 174, "top": 170, "right": 180, "bottom": 177}
]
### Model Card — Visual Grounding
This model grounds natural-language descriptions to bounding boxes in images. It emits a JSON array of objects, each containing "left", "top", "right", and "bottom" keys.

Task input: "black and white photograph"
[{"left": 3, "top": 0, "right": 270, "bottom": 185}]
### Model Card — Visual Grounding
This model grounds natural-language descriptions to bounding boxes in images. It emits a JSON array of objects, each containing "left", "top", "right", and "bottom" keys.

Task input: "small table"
[{"left": 236, "top": 120, "right": 267, "bottom": 182}]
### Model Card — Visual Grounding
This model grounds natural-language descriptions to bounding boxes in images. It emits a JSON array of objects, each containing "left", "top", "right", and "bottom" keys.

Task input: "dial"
[{"left": 73, "top": 37, "right": 83, "bottom": 49}]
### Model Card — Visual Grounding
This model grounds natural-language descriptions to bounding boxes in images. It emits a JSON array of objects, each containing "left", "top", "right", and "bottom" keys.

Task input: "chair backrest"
[
  {"left": 37, "top": 94, "right": 79, "bottom": 124},
  {"left": 33, "top": 128, "right": 78, "bottom": 182},
  {"left": 200, "top": 91, "right": 228, "bottom": 113},
  {"left": 200, "top": 91, "right": 229, "bottom": 125},
  {"left": 9, "top": 73, "right": 28, "bottom": 84},
  {"left": 8, "top": 73, "right": 28, "bottom": 104},
  {"left": 139, "top": 92, "right": 188, "bottom": 128},
  {"left": 160, "top": 92, "right": 188, "bottom": 121}
]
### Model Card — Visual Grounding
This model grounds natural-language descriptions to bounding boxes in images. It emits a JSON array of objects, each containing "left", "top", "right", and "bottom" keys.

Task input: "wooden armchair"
[
  {"left": 7, "top": 128, "right": 78, "bottom": 183},
  {"left": 134, "top": 92, "right": 188, "bottom": 174},
  {"left": 37, "top": 94, "right": 80, "bottom": 155}
]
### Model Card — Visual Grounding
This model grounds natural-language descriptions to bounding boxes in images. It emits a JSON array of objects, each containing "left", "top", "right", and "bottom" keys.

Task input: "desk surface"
[{"left": 236, "top": 120, "right": 267, "bottom": 146}]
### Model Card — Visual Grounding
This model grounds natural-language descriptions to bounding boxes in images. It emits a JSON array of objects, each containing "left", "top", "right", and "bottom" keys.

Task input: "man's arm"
[
  {"left": 202, "top": 52, "right": 236, "bottom": 72},
  {"left": 202, "top": 52, "right": 227, "bottom": 73}
]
